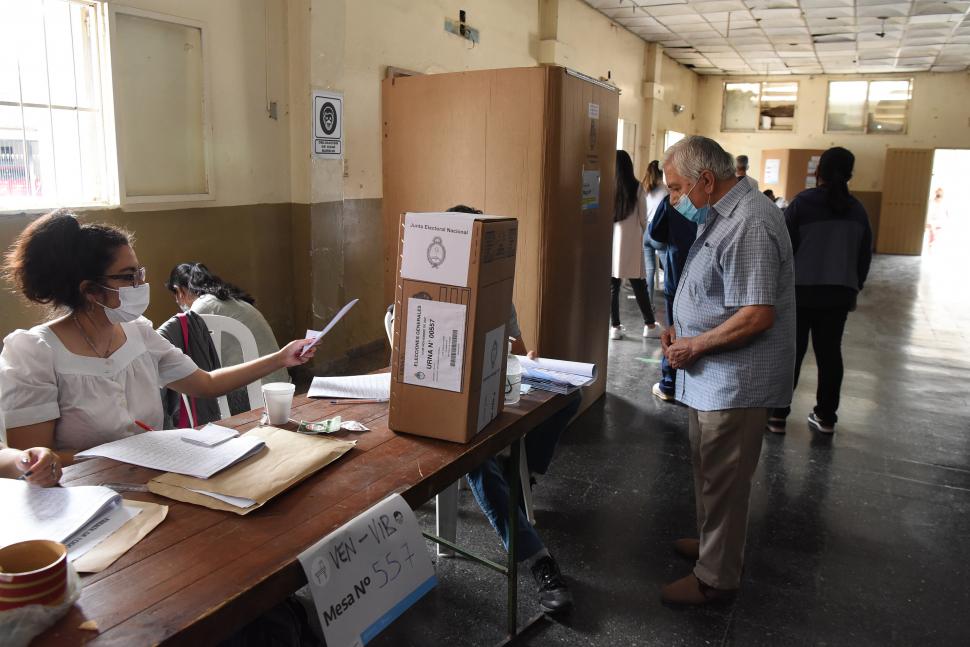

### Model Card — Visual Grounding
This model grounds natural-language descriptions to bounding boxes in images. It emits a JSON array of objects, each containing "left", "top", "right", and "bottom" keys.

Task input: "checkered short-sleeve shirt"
[{"left": 672, "top": 179, "right": 796, "bottom": 411}]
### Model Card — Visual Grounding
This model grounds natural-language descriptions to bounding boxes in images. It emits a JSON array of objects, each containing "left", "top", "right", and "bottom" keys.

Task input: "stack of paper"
[
  {"left": 76, "top": 429, "right": 265, "bottom": 479},
  {"left": 516, "top": 356, "right": 597, "bottom": 394},
  {"left": 0, "top": 479, "right": 134, "bottom": 559},
  {"left": 308, "top": 373, "right": 391, "bottom": 401}
]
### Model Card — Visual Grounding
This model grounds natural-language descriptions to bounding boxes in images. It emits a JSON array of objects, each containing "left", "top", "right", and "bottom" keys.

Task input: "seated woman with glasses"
[{"left": 0, "top": 210, "right": 316, "bottom": 465}]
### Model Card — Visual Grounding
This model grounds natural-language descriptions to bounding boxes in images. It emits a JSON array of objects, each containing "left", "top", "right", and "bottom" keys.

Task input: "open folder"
[{"left": 148, "top": 426, "right": 356, "bottom": 515}]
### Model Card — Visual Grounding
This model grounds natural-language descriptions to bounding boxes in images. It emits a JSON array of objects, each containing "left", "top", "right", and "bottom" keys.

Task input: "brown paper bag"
[
  {"left": 72, "top": 500, "right": 168, "bottom": 573},
  {"left": 148, "top": 426, "right": 355, "bottom": 515}
]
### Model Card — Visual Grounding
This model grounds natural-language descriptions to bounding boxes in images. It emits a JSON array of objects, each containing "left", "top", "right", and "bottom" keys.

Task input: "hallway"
[{"left": 373, "top": 254, "right": 970, "bottom": 646}]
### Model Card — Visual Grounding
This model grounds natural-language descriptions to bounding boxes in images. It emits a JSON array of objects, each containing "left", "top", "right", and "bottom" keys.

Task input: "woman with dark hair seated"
[
  {"left": 0, "top": 211, "right": 315, "bottom": 463},
  {"left": 166, "top": 263, "right": 289, "bottom": 385}
]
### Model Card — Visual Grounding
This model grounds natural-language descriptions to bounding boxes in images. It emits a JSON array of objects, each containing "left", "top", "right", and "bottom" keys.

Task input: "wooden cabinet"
[{"left": 382, "top": 67, "right": 619, "bottom": 406}]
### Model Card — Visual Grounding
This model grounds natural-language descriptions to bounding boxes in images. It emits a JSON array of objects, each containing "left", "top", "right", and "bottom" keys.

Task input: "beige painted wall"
[
  {"left": 107, "top": 0, "right": 292, "bottom": 208},
  {"left": 652, "top": 56, "right": 699, "bottom": 160},
  {"left": 339, "top": 0, "right": 542, "bottom": 200},
  {"left": 695, "top": 72, "right": 970, "bottom": 192}
]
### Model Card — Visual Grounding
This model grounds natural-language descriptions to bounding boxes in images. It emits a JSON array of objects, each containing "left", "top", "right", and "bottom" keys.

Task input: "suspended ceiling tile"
[
  {"left": 658, "top": 39, "right": 692, "bottom": 47},
  {"left": 799, "top": 0, "right": 855, "bottom": 7},
  {"left": 616, "top": 15, "right": 666, "bottom": 27},
  {"left": 740, "top": 48, "right": 782, "bottom": 56},
  {"left": 909, "top": 16, "right": 965, "bottom": 28},
  {"left": 655, "top": 14, "right": 704, "bottom": 26},
  {"left": 807, "top": 20, "right": 857, "bottom": 32},
  {"left": 899, "top": 46, "right": 944, "bottom": 56},
  {"left": 912, "top": 1, "right": 970, "bottom": 15},
  {"left": 696, "top": 43, "right": 737, "bottom": 52},
  {"left": 814, "top": 33, "right": 858, "bottom": 44},
  {"left": 896, "top": 55, "right": 939, "bottom": 63},
  {"left": 744, "top": 0, "right": 800, "bottom": 8},
  {"left": 858, "top": 48, "right": 900, "bottom": 58},
  {"left": 751, "top": 8, "right": 804, "bottom": 20},
  {"left": 856, "top": 4, "right": 913, "bottom": 17},
  {"left": 694, "top": 0, "right": 750, "bottom": 11},
  {"left": 763, "top": 27, "right": 812, "bottom": 37},
  {"left": 931, "top": 64, "right": 969, "bottom": 70},
  {"left": 804, "top": 7, "right": 856, "bottom": 19},
  {"left": 648, "top": 5, "right": 700, "bottom": 17},
  {"left": 779, "top": 49, "right": 821, "bottom": 56}
]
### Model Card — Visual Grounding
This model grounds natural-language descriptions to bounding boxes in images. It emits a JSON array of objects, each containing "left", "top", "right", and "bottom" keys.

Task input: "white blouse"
[{"left": 0, "top": 318, "right": 198, "bottom": 452}]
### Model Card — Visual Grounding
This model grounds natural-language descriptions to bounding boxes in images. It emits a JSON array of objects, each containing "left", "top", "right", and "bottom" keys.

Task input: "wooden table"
[{"left": 35, "top": 387, "right": 571, "bottom": 646}]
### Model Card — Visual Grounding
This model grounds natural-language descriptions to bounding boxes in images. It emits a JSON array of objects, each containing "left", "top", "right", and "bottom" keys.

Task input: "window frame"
[
  {"left": 107, "top": 5, "right": 214, "bottom": 205},
  {"left": 720, "top": 80, "right": 799, "bottom": 133},
  {"left": 0, "top": 0, "right": 118, "bottom": 214},
  {"left": 824, "top": 78, "right": 914, "bottom": 135}
]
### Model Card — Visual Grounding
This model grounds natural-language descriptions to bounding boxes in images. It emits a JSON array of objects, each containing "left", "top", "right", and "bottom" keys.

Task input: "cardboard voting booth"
[{"left": 389, "top": 212, "right": 517, "bottom": 443}]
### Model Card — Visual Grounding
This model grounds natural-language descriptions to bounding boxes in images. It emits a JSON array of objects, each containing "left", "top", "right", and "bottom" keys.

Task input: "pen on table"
[
  {"left": 329, "top": 399, "right": 388, "bottom": 405},
  {"left": 134, "top": 419, "right": 155, "bottom": 432}
]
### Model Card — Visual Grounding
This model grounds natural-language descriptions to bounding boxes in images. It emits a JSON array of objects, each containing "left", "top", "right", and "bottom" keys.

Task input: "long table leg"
[{"left": 507, "top": 438, "right": 520, "bottom": 638}]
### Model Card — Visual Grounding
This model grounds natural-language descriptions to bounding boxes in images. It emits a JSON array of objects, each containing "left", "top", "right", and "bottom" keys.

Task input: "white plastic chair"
[
  {"left": 384, "top": 305, "right": 534, "bottom": 557},
  {"left": 199, "top": 314, "right": 263, "bottom": 420}
]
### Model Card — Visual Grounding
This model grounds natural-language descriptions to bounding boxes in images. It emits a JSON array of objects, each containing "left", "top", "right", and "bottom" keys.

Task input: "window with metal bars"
[{"left": 0, "top": 0, "right": 114, "bottom": 210}]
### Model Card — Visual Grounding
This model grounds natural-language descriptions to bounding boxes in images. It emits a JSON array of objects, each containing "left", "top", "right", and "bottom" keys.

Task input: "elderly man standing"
[{"left": 659, "top": 136, "right": 794, "bottom": 605}]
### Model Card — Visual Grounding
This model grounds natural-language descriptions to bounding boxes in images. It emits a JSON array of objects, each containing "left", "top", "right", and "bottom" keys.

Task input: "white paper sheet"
[
  {"left": 308, "top": 373, "right": 391, "bottom": 400},
  {"left": 0, "top": 479, "right": 121, "bottom": 547},
  {"left": 301, "top": 298, "right": 359, "bottom": 357},
  {"left": 65, "top": 502, "right": 142, "bottom": 560},
  {"left": 181, "top": 423, "right": 238, "bottom": 447},
  {"left": 517, "top": 356, "right": 597, "bottom": 380},
  {"left": 400, "top": 212, "right": 477, "bottom": 287},
  {"left": 477, "top": 323, "right": 505, "bottom": 432},
  {"left": 188, "top": 489, "right": 257, "bottom": 509},
  {"left": 402, "top": 299, "right": 466, "bottom": 392},
  {"left": 76, "top": 430, "right": 265, "bottom": 479}
]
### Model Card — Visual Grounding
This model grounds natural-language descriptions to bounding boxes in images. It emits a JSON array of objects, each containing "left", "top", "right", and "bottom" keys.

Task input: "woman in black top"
[{"left": 768, "top": 147, "right": 873, "bottom": 434}]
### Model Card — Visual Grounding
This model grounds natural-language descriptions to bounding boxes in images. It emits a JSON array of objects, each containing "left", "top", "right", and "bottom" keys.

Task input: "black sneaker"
[
  {"left": 766, "top": 416, "right": 786, "bottom": 434},
  {"left": 807, "top": 412, "right": 835, "bottom": 434},
  {"left": 530, "top": 555, "right": 573, "bottom": 614}
]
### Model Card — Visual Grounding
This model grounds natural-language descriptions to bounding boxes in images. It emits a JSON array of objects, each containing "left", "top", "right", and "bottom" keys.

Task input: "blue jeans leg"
[
  {"left": 660, "top": 292, "right": 676, "bottom": 395},
  {"left": 467, "top": 458, "right": 544, "bottom": 562}
]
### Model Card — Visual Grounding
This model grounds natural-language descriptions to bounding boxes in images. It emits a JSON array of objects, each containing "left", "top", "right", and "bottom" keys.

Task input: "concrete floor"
[{"left": 371, "top": 254, "right": 970, "bottom": 647}]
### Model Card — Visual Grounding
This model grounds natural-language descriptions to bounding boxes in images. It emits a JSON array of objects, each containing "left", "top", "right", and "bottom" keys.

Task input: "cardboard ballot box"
[{"left": 389, "top": 212, "right": 517, "bottom": 443}]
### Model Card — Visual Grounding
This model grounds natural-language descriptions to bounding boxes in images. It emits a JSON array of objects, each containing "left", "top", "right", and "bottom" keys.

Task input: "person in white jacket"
[{"left": 611, "top": 150, "right": 659, "bottom": 339}]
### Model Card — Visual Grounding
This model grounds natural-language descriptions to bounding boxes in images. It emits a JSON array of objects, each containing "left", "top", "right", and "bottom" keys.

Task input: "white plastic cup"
[{"left": 262, "top": 383, "right": 295, "bottom": 425}]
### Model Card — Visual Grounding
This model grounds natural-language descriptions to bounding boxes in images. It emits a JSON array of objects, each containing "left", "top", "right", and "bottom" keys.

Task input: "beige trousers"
[{"left": 688, "top": 407, "right": 767, "bottom": 590}]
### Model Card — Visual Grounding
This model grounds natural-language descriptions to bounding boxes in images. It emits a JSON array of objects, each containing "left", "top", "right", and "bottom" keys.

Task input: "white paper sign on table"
[
  {"left": 298, "top": 494, "right": 436, "bottom": 647},
  {"left": 400, "top": 212, "right": 478, "bottom": 287},
  {"left": 477, "top": 323, "right": 505, "bottom": 431},
  {"left": 402, "top": 298, "right": 466, "bottom": 392},
  {"left": 308, "top": 374, "right": 391, "bottom": 400}
]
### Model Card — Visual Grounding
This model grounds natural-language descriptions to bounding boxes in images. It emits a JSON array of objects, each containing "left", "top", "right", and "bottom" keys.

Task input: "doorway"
[{"left": 924, "top": 149, "right": 970, "bottom": 259}]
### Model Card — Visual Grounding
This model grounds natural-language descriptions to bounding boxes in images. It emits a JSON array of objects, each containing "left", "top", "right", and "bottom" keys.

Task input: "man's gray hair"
[{"left": 663, "top": 136, "right": 736, "bottom": 182}]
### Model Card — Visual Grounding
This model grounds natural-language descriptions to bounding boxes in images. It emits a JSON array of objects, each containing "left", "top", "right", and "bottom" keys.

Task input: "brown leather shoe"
[
  {"left": 660, "top": 574, "right": 736, "bottom": 605},
  {"left": 672, "top": 538, "right": 699, "bottom": 559}
]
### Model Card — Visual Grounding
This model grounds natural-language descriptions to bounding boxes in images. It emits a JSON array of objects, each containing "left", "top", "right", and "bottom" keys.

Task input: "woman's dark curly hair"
[{"left": 4, "top": 209, "right": 132, "bottom": 311}]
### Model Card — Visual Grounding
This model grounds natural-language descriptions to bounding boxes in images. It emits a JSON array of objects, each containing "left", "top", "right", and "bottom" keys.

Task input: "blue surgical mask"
[{"left": 673, "top": 180, "right": 709, "bottom": 224}]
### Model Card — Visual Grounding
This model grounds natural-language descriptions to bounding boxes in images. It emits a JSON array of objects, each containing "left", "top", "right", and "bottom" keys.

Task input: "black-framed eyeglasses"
[{"left": 102, "top": 267, "right": 147, "bottom": 287}]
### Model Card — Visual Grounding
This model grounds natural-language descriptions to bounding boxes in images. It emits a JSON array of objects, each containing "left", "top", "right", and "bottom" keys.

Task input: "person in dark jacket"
[
  {"left": 768, "top": 146, "right": 873, "bottom": 434},
  {"left": 157, "top": 312, "right": 246, "bottom": 428},
  {"left": 647, "top": 194, "right": 698, "bottom": 401}
]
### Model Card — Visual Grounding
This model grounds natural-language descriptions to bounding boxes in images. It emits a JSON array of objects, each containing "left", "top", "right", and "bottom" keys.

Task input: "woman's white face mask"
[{"left": 96, "top": 283, "right": 151, "bottom": 324}]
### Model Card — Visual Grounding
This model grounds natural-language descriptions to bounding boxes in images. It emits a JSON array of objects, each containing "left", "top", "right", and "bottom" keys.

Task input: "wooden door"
[{"left": 877, "top": 148, "right": 934, "bottom": 254}]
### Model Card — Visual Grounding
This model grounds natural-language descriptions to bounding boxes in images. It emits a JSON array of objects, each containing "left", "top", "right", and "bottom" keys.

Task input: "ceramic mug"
[{"left": 0, "top": 539, "right": 69, "bottom": 611}]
